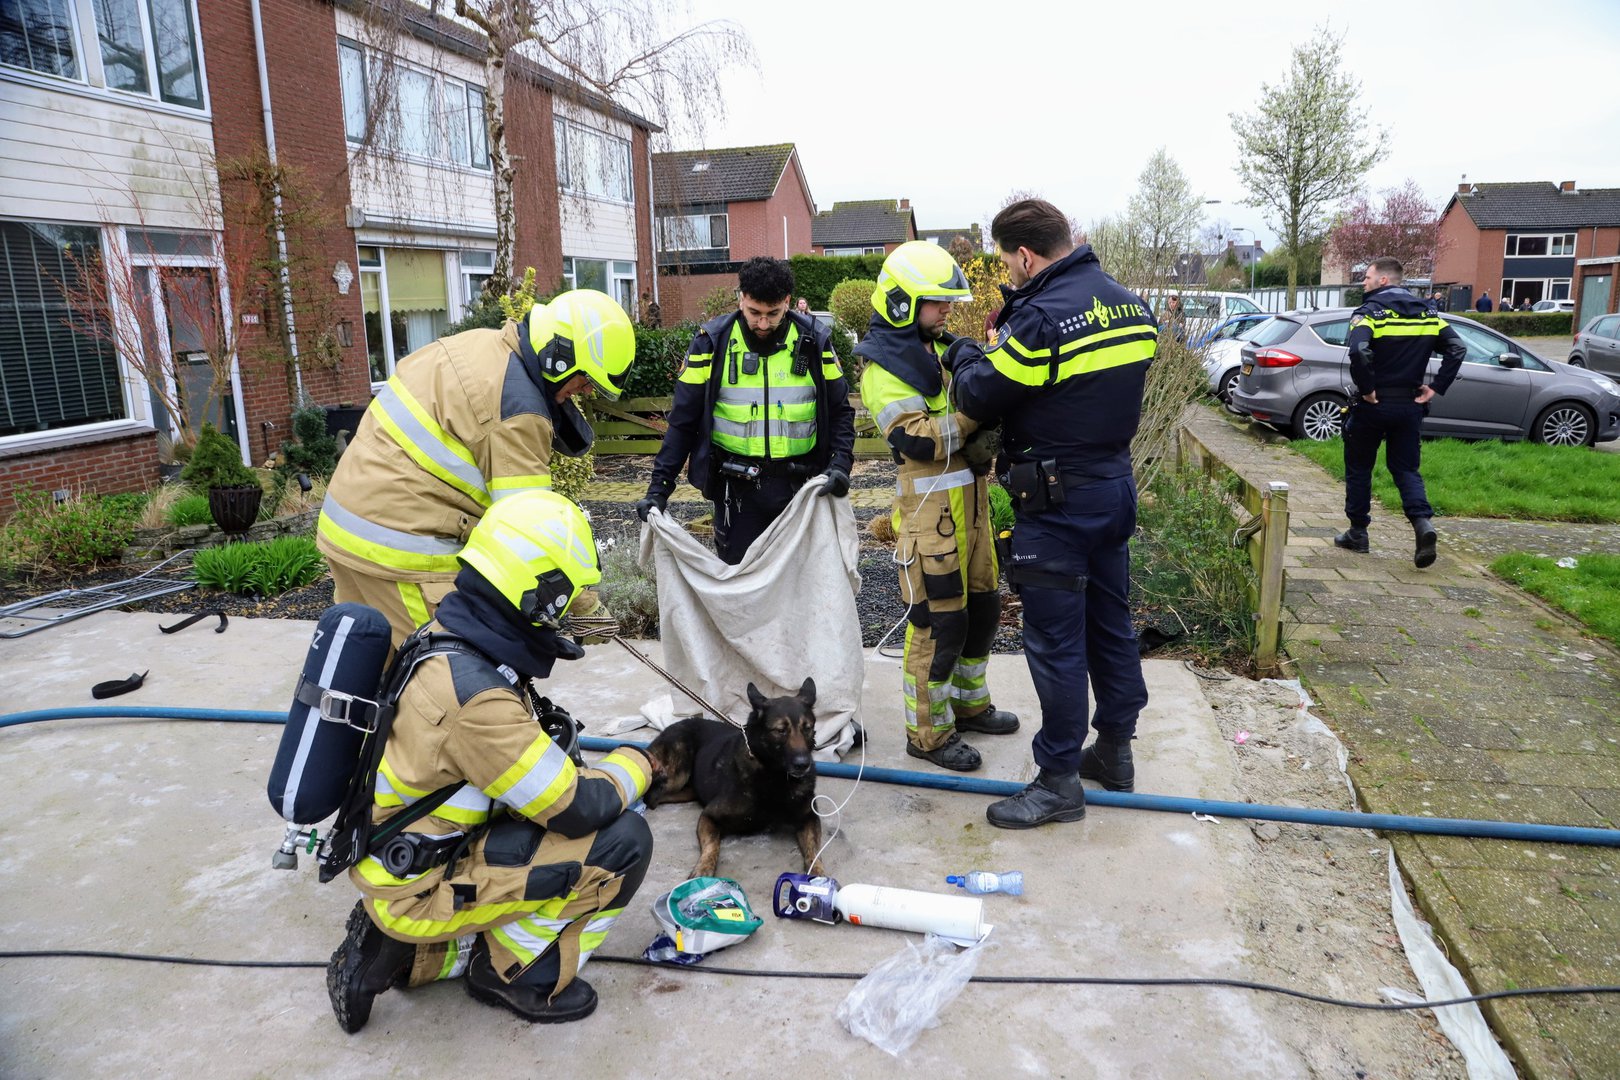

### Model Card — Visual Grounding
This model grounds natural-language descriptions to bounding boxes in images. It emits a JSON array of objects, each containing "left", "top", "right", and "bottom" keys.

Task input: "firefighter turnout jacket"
[
  {"left": 1347, "top": 286, "right": 1466, "bottom": 398},
  {"left": 351, "top": 609, "right": 652, "bottom": 992},
  {"left": 952, "top": 245, "right": 1157, "bottom": 477},
  {"left": 858, "top": 320, "right": 1000, "bottom": 749},
  {"left": 317, "top": 317, "right": 586, "bottom": 588},
  {"left": 646, "top": 311, "right": 855, "bottom": 501}
]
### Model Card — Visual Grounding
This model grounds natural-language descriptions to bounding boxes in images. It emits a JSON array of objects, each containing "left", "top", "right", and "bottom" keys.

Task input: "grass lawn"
[
  {"left": 1290, "top": 437, "right": 1620, "bottom": 523},
  {"left": 1491, "top": 553, "right": 1620, "bottom": 645}
]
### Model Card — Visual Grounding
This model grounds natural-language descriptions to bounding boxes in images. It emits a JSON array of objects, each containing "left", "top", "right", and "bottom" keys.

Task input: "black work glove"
[
  {"left": 960, "top": 427, "right": 1001, "bottom": 472},
  {"left": 634, "top": 490, "right": 668, "bottom": 522},
  {"left": 817, "top": 467, "right": 850, "bottom": 498},
  {"left": 941, "top": 336, "right": 987, "bottom": 374}
]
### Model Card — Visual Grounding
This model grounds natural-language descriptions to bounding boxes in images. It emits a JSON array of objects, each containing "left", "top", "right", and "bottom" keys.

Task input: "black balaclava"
[{"left": 434, "top": 566, "right": 584, "bottom": 680}]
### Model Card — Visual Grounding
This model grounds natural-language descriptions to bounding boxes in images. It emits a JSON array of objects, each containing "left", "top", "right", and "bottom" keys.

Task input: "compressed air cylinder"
[{"left": 831, "top": 883, "right": 989, "bottom": 942}]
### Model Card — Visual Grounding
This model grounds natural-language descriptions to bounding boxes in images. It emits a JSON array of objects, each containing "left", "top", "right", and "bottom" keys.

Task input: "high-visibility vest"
[{"left": 707, "top": 322, "right": 818, "bottom": 460}]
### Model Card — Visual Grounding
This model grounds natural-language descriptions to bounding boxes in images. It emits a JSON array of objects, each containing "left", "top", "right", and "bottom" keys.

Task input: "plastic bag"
[{"left": 835, "top": 932, "right": 992, "bottom": 1056}]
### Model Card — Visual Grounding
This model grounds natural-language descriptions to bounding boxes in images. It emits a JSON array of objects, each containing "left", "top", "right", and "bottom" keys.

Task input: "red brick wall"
[
  {"left": 631, "top": 126, "right": 654, "bottom": 305},
  {"left": 658, "top": 270, "right": 735, "bottom": 324},
  {"left": 1575, "top": 226, "right": 1620, "bottom": 262},
  {"left": 0, "top": 429, "right": 159, "bottom": 517},
  {"left": 1434, "top": 202, "right": 1487, "bottom": 300},
  {"left": 197, "top": 0, "right": 370, "bottom": 460}
]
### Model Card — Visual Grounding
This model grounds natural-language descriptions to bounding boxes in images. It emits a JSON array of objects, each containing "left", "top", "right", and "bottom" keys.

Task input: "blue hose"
[{"left": 6, "top": 707, "right": 1618, "bottom": 848}]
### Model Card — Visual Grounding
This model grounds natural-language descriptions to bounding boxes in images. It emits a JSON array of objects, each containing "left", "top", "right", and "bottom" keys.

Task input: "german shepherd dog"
[{"left": 643, "top": 678, "right": 825, "bottom": 879}]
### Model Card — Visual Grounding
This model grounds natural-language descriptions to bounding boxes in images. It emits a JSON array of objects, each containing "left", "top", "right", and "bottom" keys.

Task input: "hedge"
[
  {"left": 620, "top": 319, "right": 860, "bottom": 398},
  {"left": 1455, "top": 311, "right": 1573, "bottom": 336},
  {"left": 789, "top": 253, "right": 887, "bottom": 309}
]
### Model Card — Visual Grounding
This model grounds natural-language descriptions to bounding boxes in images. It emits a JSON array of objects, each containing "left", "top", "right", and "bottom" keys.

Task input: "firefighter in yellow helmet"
[
  {"left": 857, "top": 242, "right": 1018, "bottom": 773},
  {"left": 317, "top": 289, "right": 635, "bottom": 645},
  {"left": 327, "top": 489, "right": 656, "bottom": 1030}
]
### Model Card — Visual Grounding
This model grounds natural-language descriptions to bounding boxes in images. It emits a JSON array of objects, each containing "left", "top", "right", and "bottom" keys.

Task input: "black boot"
[
  {"left": 466, "top": 945, "right": 598, "bottom": 1023},
  {"left": 906, "top": 731, "right": 982, "bottom": 772},
  {"left": 1412, "top": 517, "right": 1437, "bottom": 568},
  {"left": 956, "top": 706, "right": 1019, "bottom": 735},
  {"left": 986, "top": 768, "right": 1086, "bottom": 829},
  {"left": 1333, "top": 527, "right": 1369, "bottom": 553},
  {"left": 327, "top": 900, "right": 415, "bottom": 1034},
  {"left": 1078, "top": 735, "right": 1136, "bottom": 792}
]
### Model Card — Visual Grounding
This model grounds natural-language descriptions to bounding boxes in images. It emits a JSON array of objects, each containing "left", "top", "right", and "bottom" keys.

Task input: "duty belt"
[{"left": 1372, "top": 385, "right": 1422, "bottom": 398}]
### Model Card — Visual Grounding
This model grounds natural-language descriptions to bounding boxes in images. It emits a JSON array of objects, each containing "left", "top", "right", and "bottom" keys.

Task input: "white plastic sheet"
[{"left": 636, "top": 478, "right": 863, "bottom": 756}]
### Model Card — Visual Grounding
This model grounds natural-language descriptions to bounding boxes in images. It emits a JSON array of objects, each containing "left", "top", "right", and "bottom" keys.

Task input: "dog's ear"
[
  {"left": 746, "top": 682, "right": 768, "bottom": 712},
  {"left": 797, "top": 677, "right": 817, "bottom": 708}
]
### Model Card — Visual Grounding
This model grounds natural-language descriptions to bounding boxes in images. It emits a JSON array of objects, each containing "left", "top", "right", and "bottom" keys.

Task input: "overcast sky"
[{"left": 678, "top": 0, "right": 1620, "bottom": 249}]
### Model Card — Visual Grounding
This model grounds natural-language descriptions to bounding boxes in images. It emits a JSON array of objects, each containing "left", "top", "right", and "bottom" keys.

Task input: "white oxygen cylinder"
[{"left": 832, "top": 883, "right": 990, "bottom": 943}]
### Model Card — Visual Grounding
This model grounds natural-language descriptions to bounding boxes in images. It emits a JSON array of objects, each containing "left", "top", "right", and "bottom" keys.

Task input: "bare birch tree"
[
  {"left": 440, "top": 0, "right": 753, "bottom": 294},
  {"left": 1229, "top": 25, "right": 1387, "bottom": 309}
]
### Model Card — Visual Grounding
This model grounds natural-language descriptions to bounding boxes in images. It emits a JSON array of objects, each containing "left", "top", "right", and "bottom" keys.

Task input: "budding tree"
[{"left": 1230, "top": 26, "right": 1387, "bottom": 308}]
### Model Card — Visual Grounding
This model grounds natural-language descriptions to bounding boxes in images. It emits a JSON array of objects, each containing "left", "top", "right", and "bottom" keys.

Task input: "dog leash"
[{"left": 609, "top": 635, "right": 734, "bottom": 727}]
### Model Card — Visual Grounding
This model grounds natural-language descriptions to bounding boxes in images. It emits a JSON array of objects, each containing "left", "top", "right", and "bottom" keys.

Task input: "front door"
[
  {"left": 163, "top": 268, "right": 236, "bottom": 439},
  {"left": 1579, "top": 274, "right": 1612, "bottom": 334}
]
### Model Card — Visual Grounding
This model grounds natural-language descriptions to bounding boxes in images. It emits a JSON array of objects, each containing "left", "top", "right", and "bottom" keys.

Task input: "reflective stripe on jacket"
[{"left": 709, "top": 321, "right": 819, "bottom": 459}]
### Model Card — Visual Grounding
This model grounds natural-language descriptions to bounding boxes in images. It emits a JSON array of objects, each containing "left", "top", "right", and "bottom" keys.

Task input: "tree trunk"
[
  {"left": 483, "top": 49, "right": 514, "bottom": 298},
  {"left": 1286, "top": 213, "right": 1300, "bottom": 310}
]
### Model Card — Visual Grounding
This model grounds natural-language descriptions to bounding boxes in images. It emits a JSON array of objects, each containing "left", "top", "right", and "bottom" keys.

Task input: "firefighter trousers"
[{"left": 328, "top": 562, "right": 457, "bottom": 650}]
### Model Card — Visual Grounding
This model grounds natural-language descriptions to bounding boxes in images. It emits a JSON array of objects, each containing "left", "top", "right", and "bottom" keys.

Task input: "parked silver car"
[
  {"left": 1569, "top": 313, "right": 1620, "bottom": 375},
  {"left": 1202, "top": 316, "right": 1273, "bottom": 401},
  {"left": 1226, "top": 309, "right": 1620, "bottom": 446}
]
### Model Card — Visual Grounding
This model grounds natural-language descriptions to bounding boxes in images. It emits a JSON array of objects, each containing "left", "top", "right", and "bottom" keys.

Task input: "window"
[
  {"left": 1450, "top": 323, "right": 1513, "bottom": 366},
  {"left": 1505, "top": 233, "right": 1576, "bottom": 257},
  {"left": 358, "top": 246, "right": 451, "bottom": 384},
  {"left": 1, "top": 0, "right": 203, "bottom": 108},
  {"left": 1551, "top": 279, "right": 1571, "bottom": 301},
  {"left": 0, "top": 221, "right": 127, "bottom": 437},
  {"left": 1311, "top": 319, "right": 1351, "bottom": 347},
  {"left": 1, "top": 0, "right": 80, "bottom": 79},
  {"left": 554, "top": 117, "right": 632, "bottom": 202},
  {"left": 561, "top": 256, "right": 636, "bottom": 314},
  {"left": 459, "top": 249, "right": 492, "bottom": 303},
  {"left": 1246, "top": 318, "right": 1296, "bottom": 348},
  {"left": 824, "top": 245, "right": 884, "bottom": 256},
  {"left": 1228, "top": 296, "right": 1261, "bottom": 314},
  {"left": 657, "top": 212, "right": 728, "bottom": 251},
  {"left": 335, "top": 40, "right": 489, "bottom": 169}
]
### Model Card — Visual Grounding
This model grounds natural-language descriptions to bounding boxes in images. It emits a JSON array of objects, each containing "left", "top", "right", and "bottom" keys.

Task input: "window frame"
[
  {"left": 1504, "top": 232, "right": 1577, "bottom": 258},
  {"left": 657, "top": 211, "right": 728, "bottom": 251},
  {"left": 334, "top": 39, "right": 490, "bottom": 171},
  {"left": 553, "top": 116, "right": 634, "bottom": 204},
  {"left": 1, "top": 0, "right": 208, "bottom": 112}
]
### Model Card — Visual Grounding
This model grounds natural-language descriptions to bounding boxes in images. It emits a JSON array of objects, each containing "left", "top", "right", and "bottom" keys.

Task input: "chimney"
[
  {"left": 1457, "top": 182, "right": 1472, "bottom": 194},
  {"left": 899, "top": 198, "right": 910, "bottom": 211},
  {"left": 1227, "top": 239, "right": 1235, "bottom": 250},
  {"left": 1560, "top": 180, "right": 1576, "bottom": 192}
]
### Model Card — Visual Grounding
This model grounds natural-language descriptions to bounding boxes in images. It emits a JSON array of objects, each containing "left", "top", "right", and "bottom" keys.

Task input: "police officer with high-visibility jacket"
[
  {"left": 317, "top": 289, "right": 634, "bottom": 645},
  {"left": 951, "top": 199, "right": 1156, "bottom": 830},
  {"left": 635, "top": 257, "right": 856, "bottom": 563},
  {"left": 1334, "top": 257, "right": 1466, "bottom": 568},
  {"left": 327, "top": 490, "right": 655, "bottom": 1030},
  {"left": 856, "top": 241, "right": 1019, "bottom": 773}
]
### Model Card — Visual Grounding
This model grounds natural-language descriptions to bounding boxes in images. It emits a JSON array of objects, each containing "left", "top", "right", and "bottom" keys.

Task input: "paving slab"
[{"left": 0, "top": 609, "right": 1397, "bottom": 1079}]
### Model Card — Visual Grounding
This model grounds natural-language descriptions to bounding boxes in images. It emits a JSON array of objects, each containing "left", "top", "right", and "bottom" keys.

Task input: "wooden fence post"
[{"left": 1255, "top": 481, "right": 1290, "bottom": 676}]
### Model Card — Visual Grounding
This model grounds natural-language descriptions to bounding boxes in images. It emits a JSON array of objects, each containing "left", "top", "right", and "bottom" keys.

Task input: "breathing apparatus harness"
[{"left": 313, "top": 629, "right": 584, "bottom": 884}]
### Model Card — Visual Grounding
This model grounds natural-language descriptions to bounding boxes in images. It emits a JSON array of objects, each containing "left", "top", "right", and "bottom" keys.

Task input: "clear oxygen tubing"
[{"left": 4, "top": 708, "right": 1619, "bottom": 848}]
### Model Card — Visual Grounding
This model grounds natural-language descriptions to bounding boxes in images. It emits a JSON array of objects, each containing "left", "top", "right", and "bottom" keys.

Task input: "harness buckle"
[{"left": 320, "top": 688, "right": 381, "bottom": 733}]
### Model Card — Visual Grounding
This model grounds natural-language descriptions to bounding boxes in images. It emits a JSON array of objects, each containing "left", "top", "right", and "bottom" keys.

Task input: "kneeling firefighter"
[
  {"left": 327, "top": 489, "right": 655, "bottom": 1029},
  {"left": 317, "top": 289, "right": 635, "bottom": 647},
  {"left": 856, "top": 242, "right": 1018, "bottom": 774}
]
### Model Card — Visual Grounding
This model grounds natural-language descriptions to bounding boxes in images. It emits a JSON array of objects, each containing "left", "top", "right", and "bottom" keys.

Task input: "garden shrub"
[
  {"left": 623, "top": 323, "right": 700, "bottom": 399},
  {"left": 699, "top": 284, "right": 736, "bottom": 320},
  {"left": 181, "top": 423, "right": 256, "bottom": 489},
  {"left": 1460, "top": 311, "right": 1573, "bottom": 337},
  {"left": 193, "top": 535, "right": 325, "bottom": 596},
  {"left": 550, "top": 453, "right": 595, "bottom": 505},
  {"left": 829, "top": 279, "right": 876, "bottom": 340},
  {"left": 167, "top": 493, "right": 214, "bottom": 527},
  {"left": 0, "top": 488, "right": 143, "bottom": 574},
  {"left": 788, "top": 254, "right": 886, "bottom": 309},
  {"left": 987, "top": 483, "right": 1014, "bottom": 535},
  {"left": 279, "top": 404, "right": 339, "bottom": 479},
  {"left": 597, "top": 540, "right": 658, "bottom": 637}
]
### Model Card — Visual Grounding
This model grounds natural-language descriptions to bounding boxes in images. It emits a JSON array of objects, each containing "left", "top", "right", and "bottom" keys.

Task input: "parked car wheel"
[
  {"left": 1532, "top": 402, "right": 1595, "bottom": 447},
  {"left": 1566, "top": 355, "right": 1586, "bottom": 368},
  {"left": 1294, "top": 392, "right": 1347, "bottom": 441},
  {"left": 1218, "top": 368, "right": 1239, "bottom": 402}
]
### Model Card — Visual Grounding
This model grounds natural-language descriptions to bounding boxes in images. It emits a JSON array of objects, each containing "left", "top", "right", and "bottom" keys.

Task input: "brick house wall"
[
  {"left": 507, "top": 78, "right": 564, "bottom": 291},
  {"left": 0, "top": 430, "right": 159, "bottom": 517},
  {"left": 1434, "top": 203, "right": 1491, "bottom": 303},
  {"left": 197, "top": 0, "right": 371, "bottom": 458}
]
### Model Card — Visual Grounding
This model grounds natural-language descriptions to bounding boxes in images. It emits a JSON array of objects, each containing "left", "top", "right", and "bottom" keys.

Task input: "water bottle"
[{"left": 946, "top": 870, "right": 1023, "bottom": 896}]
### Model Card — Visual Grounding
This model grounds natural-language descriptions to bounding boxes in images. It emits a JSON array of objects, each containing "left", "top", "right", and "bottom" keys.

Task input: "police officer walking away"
[
  {"left": 951, "top": 199, "right": 1156, "bottom": 829},
  {"left": 1334, "top": 257, "right": 1466, "bottom": 567},
  {"left": 635, "top": 257, "right": 856, "bottom": 563},
  {"left": 857, "top": 241, "right": 1019, "bottom": 772}
]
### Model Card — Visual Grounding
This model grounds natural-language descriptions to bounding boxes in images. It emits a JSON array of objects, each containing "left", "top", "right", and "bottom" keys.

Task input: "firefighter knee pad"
[
  {"left": 905, "top": 602, "right": 931, "bottom": 629},
  {"left": 927, "top": 606, "right": 968, "bottom": 681},
  {"left": 963, "top": 590, "right": 1000, "bottom": 657},
  {"left": 588, "top": 811, "right": 655, "bottom": 900}
]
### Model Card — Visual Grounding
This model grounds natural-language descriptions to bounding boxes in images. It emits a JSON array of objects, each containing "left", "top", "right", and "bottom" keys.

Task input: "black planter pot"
[
  {"left": 208, "top": 484, "right": 264, "bottom": 535},
  {"left": 324, "top": 404, "right": 367, "bottom": 439}
]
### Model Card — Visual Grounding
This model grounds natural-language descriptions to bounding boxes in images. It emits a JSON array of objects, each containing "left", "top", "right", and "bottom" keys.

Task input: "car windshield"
[{"left": 1229, "top": 297, "right": 1261, "bottom": 314}]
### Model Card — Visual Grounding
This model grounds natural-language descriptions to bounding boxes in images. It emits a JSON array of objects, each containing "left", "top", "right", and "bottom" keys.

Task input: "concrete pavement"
[{"left": 2, "top": 607, "right": 1438, "bottom": 1079}]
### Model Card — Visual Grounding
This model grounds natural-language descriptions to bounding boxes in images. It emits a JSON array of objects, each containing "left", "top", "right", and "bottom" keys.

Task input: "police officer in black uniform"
[
  {"left": 950, "top": 199, "right": 1157, "bottom": 830},
  {"left": 635, "top": 257, "right": 856, "bottom": 564},
  {"left": 1334, "top": 257, "right": 1466, "bottom": 568}
]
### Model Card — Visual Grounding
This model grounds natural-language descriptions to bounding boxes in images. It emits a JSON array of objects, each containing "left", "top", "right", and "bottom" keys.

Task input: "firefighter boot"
[
  {"left": 985, "top": 768, "right": 1086, "bottom": 829},
  {"left": 1412, "top": 517, "right": 1437, "bottom": 569},
  {"left": 466, "top": 944, "right": 598, "bottom": 1023},
  {"left": 327, "top": 900, "right": 414, "bottom": 1034},
  {"left": 956, "top": 706, "right": 1020, "bottom": 735},
  {"left": 1078, "top": 735, "right": 1136, "bottom": 792}
]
